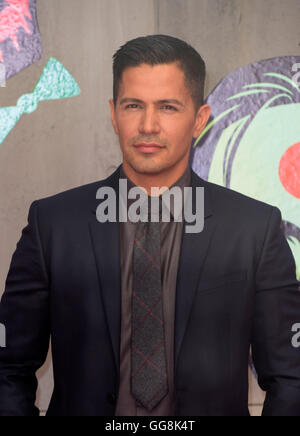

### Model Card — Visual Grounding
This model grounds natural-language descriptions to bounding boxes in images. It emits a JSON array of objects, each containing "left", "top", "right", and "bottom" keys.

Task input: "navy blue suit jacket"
[{"left": 0, "top": 165, "right": 300, "bottom": 416}]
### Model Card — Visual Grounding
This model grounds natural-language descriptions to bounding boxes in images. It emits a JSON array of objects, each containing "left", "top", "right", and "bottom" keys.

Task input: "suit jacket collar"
[
  {"left": 119, "top": 163, "right": 192, "bottom": 221},
  {"left": 91, "top": 163, "right": 213, "bottom": 219},
  {"left": 89, "top": 164, "right": 215, "bottom": 378}
]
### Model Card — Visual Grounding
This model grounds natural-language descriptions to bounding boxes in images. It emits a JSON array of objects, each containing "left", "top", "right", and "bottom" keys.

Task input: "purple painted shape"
[
  {"left": 190, "top": 56, "right": 300, "bottom": 181},
  {"left": 0, "top": 0, "right": 42, "bottom": 80}
]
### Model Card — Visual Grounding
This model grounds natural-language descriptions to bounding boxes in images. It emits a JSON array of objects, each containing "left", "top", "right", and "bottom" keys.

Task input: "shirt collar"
[{"left": 119, "top": 163, "right": 191, "bottom": 221}]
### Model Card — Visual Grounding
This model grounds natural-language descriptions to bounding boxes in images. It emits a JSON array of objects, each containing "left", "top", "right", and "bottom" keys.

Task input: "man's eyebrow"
[
  {"left": 119, "top": 98, "right": 143, "bottom": 105},
  {"left": 119, "top": 98, "right": 185, "bottom": 106},
  {"left": 156, "top": 99, "right": 185, "bottom": 107}
]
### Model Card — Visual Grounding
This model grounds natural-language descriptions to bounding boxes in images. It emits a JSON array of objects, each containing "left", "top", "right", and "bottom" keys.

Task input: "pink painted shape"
[
  {"left": 0, "top": 0, "right": 32, "bottom": 63},
  {"left": 279, "top": 142, "right": 300, "bottom": 199}
]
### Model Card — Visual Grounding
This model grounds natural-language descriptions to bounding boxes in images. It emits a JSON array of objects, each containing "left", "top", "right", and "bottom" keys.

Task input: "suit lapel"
[
  {"left": 88, "top": 165, "right": 122, "bottom": 372},
  {"left": 88, "top": 165, "right": 216, "bottom": 377},
  {"left": 174, "top": 170, "right": 216, "bottom": 374}
]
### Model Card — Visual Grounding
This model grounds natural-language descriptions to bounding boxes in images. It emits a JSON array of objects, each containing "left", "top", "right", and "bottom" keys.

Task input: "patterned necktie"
[{"left": 131, "top": 199, "right": 168, "bottom": 411}]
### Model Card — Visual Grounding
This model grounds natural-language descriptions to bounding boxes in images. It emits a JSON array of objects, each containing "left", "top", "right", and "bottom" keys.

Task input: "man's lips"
[{"left": 134, "top": 143, "right": 165, "bottom": 153}]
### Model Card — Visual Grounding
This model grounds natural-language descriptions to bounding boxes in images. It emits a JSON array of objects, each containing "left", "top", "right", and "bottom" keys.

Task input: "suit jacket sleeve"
[
  {"left": 252, "top": 206, "right": 300, "bottom": 416},
  {"left": 0, "top": 201, "right": 50, "bottom": 416}
]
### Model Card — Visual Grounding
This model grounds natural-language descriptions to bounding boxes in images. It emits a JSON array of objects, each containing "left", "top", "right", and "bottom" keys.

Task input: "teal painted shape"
[
  {"left": 0, "top": 57, "right": 81, "bottom": 145},
  {"left": 208, "top": 103, "right": 300, "bottom": 280},
  {"left": 0, "top": 106, "right": 23, "bottom": 142}
]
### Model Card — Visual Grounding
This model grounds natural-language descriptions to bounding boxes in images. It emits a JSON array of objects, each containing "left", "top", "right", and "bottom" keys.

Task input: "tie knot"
[
  {"left": 17, "top": 93, "right": 38, "bottom": 114},
  {"left": 147, "top": 196, "right": 163, "bottom": 222}
]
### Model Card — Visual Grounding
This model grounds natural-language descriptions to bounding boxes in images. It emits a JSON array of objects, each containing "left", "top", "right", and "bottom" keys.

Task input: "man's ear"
[
  {"left": 192, "top": 104, "right": 211, "bottom": 138},
  {"left": 109, "top": 98, "right": 119, "bottom": 135}
]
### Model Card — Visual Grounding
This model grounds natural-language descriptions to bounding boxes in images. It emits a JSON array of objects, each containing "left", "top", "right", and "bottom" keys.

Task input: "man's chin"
[{"left": 126, "top": 159, "right": 169, "bottom": 175}]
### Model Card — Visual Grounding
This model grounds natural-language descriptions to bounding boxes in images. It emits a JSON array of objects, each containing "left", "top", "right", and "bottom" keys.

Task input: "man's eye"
[
  {"left": 125, "top": 104, "right": 141, "bottom": 109},
  {"left": 162, "top": 105, "right": 177, "bottom": 111}
]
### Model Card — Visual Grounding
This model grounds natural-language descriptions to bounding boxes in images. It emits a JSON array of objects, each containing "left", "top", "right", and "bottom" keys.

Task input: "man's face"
[{"left": 110, "top": 62, "right": 210, "bottom": 182}]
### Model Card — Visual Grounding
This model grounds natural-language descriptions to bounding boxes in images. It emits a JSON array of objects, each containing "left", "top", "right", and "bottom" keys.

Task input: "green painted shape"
[
  {"left": 34, "top": 57, "right": 81, "bottom": 101},
  {"left": 0, "top": 58, "right": 81, "bottom": 145},
  {"left": 243, "top": 82, "right": 294, "bottom": 96},
  {"left": 207, "top": 103, "right": 300, "bottom": 280},
  {"left": 193, "top": 104, "right": 240, "bottom": 147},
  {"left": 264, "top": 73, "right": 300, "bottom": 94},
  {"left": 0, "top": 106, "right": 23, "bottom": 143},
  {"left": 208, "top": 115, "right": 251, "bottom": 185},
  {"left": 289, "top": 237, "right": 300, "bottom": 280},
  {"left": 230, "top": 104, "right": 300, "bottom": 226},
  {"left": 227, "top": 89, "right": 270, "bottom": 101}
]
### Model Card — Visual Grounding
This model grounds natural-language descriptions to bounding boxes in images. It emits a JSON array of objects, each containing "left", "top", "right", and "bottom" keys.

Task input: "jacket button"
[{"left": 107, "top": 393, "right": 117, "bottom": 405}]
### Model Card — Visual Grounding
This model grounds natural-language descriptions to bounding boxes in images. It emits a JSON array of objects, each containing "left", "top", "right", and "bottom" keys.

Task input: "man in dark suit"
[{"left": 0, "top": 35, "right": 300, "bottom": 416}]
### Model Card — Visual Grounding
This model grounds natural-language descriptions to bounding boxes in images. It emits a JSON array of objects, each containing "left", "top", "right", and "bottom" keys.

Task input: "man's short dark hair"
[{"left": 113, "top": 34, "right": 206, "bottom": 110}]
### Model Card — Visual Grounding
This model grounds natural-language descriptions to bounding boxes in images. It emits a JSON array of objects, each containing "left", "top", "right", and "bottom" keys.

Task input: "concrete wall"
[
  {"left": 158, "top": 0, "right": 300, "bottom": 97},
  {"left": 0, "top": 0, "right": 299, "bottom": 415}
]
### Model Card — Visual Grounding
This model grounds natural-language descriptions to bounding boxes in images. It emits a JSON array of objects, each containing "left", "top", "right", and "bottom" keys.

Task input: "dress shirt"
[{"left": 115, "top": 163, "right": 191, "bottom": 416}]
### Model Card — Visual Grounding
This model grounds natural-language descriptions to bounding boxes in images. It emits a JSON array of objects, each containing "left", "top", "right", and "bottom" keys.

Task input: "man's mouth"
[{"left": 134, "top": 143, "right": 165, "bottom": 153}]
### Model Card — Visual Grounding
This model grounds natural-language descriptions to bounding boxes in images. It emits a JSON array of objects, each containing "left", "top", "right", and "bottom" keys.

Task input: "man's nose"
[{"left": 138, "top": 107, "right": 160, "bottom": 135}]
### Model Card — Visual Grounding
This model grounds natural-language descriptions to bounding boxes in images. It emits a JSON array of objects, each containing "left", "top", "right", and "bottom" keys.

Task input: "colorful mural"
[
  {"left": 0, "top": 0, "right": 41, "bottom": 80},
  {"left": 191, "top": 56, "right": 300, "bottom": 281}
]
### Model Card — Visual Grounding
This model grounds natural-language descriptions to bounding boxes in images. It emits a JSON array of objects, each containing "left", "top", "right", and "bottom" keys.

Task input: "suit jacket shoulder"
[{"left": 33, "top": 166, "right": 281, "bottom": 255}]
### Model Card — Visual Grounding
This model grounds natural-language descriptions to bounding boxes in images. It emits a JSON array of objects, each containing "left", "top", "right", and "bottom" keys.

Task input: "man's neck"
[{"left": 121, "top": 161, "right": 190, "bottom": 196}]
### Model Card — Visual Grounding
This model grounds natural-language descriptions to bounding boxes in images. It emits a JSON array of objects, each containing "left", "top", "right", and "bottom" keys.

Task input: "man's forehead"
[
  {"left": 117, "top": 62, "right": 188, "bottom": 97},
  {"left": 120, "top": 62, "right": 184, "bottom": 82}
]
